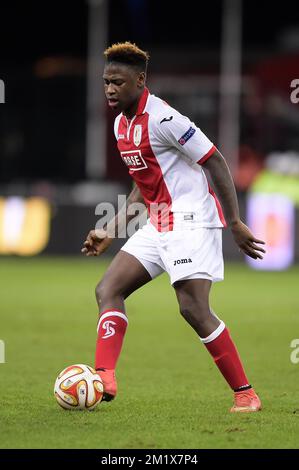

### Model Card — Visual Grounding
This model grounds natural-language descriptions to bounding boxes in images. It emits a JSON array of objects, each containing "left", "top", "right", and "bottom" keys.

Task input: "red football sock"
[
  {"left": 201, "top": 322, "right": 250, "bottom": 391},
  {"left": 95, "top": 310, "right": 128, "bottom": 370}
]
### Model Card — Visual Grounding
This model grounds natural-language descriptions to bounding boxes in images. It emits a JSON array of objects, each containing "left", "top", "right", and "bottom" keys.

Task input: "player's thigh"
[
  {"left": 173, "top": 278, "right": 212, "bottom": 312},
  {"left": 97, "top": 250, "right": 152, "bottom": 299}
]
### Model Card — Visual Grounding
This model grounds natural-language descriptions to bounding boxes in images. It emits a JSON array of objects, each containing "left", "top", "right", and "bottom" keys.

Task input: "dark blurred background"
[{"left": 0, "top": 0, "right": 298, "bottom": 268}]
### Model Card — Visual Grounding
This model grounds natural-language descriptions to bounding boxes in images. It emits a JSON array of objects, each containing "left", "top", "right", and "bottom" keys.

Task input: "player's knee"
[
  {"left": 179, "top": 305, "right": 195, "bottom": 323},
  {"left": 95, "top": 278, "right": 121, "bottom": 306},
  {"left": 179, "top": 301, "right": 210, "bottom": 325},
  {"left": 95, "top": 279, "right": 110, "bottom": 305}
]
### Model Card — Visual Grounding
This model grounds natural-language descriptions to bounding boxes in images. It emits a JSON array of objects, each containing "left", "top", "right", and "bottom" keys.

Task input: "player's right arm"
[{"left": 81, "top": 184, "right": 145, "bottom": 256}]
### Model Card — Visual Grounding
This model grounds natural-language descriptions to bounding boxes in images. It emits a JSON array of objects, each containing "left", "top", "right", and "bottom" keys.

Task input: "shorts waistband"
[
  {"left": 149, "top": 212, "right": 203, "bottom": 231},
  {"left": 148, "top": 213, "right": 222, "bottom": 231}
]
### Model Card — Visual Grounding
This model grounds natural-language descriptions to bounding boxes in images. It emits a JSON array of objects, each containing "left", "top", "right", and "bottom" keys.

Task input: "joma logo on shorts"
[{"left": 174, "top": 258, "right": 192, "bottom": 266}]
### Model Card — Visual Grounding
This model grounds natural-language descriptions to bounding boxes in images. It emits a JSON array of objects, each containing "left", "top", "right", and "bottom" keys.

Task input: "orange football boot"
[
  {"left": 230, "top": 388, "right": 262, "bottom": 413},
  {"left": 97, "top": 368, "right": 117, "bottom": 402}
]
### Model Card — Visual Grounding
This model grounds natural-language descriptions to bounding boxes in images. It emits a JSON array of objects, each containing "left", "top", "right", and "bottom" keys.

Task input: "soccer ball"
[{"left": 54, "top": 364, "right": 104, "bottom": 410}]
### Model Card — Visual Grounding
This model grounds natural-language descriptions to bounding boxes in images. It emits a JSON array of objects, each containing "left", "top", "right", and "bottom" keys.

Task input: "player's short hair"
[{"left": 104, "top": 41, "right": 149, "bottom": 73}]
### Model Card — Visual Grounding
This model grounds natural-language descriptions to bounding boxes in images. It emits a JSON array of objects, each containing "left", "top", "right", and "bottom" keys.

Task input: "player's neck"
[
  {"left": 123, "top": 89, "right": 144, "bottom": 119},
  {"left": 123, "top": 109, "right": 135, "bottom": 120},
  {"left": 123, "top": 102, "right": 138, "bottom": 120}
]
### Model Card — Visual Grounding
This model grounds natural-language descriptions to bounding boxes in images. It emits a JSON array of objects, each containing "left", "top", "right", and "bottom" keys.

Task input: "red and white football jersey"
[{"left": 114, "top": 87, "right": 226, "bottom": 231}]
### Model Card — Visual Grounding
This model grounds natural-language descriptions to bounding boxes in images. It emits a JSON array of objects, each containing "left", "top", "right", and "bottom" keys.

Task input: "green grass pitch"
[{"left": 0, "top": 257, "right": 299, "bottom": 449}]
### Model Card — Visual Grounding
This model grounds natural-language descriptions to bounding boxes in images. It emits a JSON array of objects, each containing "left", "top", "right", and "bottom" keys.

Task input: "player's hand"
[
  {"left": 81, "top": 229, "right": 113, "bottom": 257},
  {"left": 230, "top": 219, "right": 266, "bottom": 260}
]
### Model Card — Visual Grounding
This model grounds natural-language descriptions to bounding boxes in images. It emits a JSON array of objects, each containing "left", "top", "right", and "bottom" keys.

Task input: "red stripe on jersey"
[
  {"left": 197, "top": 145, "right": 217, "bottom": 165},
  {"left": 117, "top": 112, "right": 173, "bottom": 232},
  {"left": 208, "top": 183, "right": 227, "bottom": 227}
]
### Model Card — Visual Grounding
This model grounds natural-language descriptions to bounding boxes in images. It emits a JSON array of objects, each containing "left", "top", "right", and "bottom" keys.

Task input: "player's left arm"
[{"left": 202, "top": 149, "right": 266, "bottom": 260}]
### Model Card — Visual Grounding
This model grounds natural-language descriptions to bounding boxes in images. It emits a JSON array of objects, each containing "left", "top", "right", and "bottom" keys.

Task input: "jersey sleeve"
[{"left": 155, "top": 110, "right": 216, "bottom": 165}]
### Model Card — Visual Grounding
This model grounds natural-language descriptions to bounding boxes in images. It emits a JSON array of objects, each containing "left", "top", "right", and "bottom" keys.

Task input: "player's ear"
[{"left": 137, "top": 71, "right": 146, "bottom": 88}]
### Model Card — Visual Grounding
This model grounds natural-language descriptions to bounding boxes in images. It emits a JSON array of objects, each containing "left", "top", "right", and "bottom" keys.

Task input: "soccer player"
[{"left": 82, "top": 42, "right": 265, "bottom": 412}]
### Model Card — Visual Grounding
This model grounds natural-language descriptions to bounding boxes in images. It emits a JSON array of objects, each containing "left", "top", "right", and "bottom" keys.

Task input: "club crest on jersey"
[
  {"left": 133, "top": 125, "right": 142, "bottom": 147},
  {"left": 178, "top": 126, "right": 196, "bottom": 145},
  {"left": 120, "top": 149, "right": 148, "bottom": 172}
]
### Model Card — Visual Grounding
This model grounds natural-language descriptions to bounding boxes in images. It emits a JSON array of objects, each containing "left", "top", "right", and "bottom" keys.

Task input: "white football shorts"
[{"left": 121, "top": 218, "right": 224, "bottom": 285}]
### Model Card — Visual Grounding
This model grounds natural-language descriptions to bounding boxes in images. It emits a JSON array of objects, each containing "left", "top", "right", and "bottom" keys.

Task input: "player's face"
[{"left": 103, "top": 63, "right": 145, "bottom": 115}]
